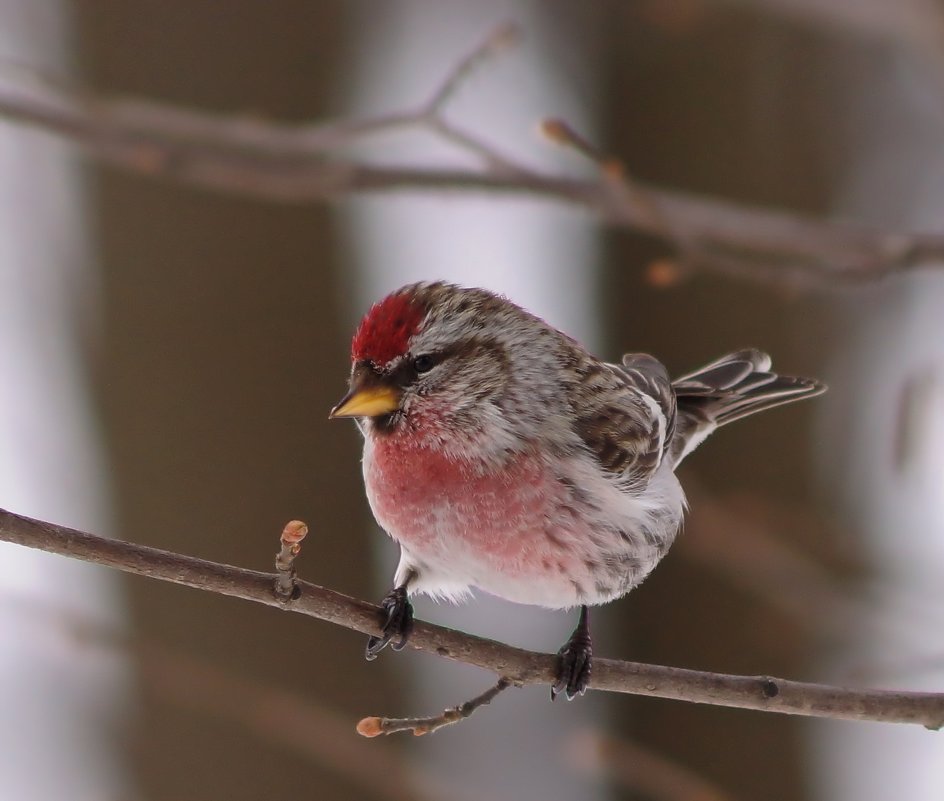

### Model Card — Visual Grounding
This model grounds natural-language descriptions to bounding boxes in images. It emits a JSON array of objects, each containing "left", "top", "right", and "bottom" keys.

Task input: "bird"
[{"left": 329, "top": 281, "right": 825, "bottom": 699}]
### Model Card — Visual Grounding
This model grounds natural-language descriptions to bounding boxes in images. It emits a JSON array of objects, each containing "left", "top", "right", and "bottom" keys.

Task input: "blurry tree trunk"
[
  {"left": 75, "top": 6, "right": 383, "bottom": 800},
  {"left": 602, "top": 6, "right": 831, "bottom": 800},
  {"left": 0, "top": 3, "right": 131, "bottom": 800}
]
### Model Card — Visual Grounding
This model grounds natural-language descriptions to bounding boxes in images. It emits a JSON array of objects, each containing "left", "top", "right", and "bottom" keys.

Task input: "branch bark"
[
  {"left": 358, "top": 677, "right": 513, "bottom": 737},
  {"left": 2, "top": 506, "right": 942, "bottom": 729},
  {"left": 0, "top": 61, "right": 943, "bottom": 287}
]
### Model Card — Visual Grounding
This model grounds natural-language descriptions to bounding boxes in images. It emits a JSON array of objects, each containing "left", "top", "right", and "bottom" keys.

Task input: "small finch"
[{"left": 330, "top": 282, "right": 825, "bottom": 699}]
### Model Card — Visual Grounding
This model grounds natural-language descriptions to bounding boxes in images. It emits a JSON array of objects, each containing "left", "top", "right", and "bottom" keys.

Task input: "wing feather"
[{"left": 571, "top": 353, "right": 676, "bottom": 488}]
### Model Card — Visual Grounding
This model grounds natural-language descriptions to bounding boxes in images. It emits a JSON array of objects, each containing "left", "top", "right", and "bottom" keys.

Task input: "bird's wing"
[
  {"left": 669, "top": 348, "right": 825, "bottom": 467},
  {"left": 572, "top": 353, "right": 676, "bottom": 489}
]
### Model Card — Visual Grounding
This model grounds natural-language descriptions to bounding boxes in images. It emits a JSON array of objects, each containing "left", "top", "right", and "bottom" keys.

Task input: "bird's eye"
[{"left": 412, "top": 354, "right": 436, "bottom": 373}]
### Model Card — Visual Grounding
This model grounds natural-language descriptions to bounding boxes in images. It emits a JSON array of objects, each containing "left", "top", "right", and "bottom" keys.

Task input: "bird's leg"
[
  {"left": 551, "top": 605, "right": 592, "bottom": 700},
  {"left": 365, "top": 571, "right": 416, "bottom": 661}
]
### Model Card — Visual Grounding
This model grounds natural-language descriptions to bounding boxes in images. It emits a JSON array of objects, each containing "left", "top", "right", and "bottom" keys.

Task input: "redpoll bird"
[{"left": 330, "top": 282, "right": 825, "bottom": 699}]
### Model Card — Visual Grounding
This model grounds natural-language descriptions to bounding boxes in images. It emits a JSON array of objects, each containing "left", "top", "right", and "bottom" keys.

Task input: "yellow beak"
[{"left": 329, "top": 384, "right": 401, "bottom": 419}]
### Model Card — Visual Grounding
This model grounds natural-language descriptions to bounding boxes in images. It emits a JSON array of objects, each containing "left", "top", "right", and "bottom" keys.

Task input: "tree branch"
[
  {"left": 358, "top": 677, "right": 513, "bottom": 737},
  {"left": 0, "top": 38, "right": 943, "bottom": 287},
  {"left": 274, "top": 519, "right": 308, "bottom": 600},
  {"left": 2, "top": 506, "right": 943, "bottom": 729}
]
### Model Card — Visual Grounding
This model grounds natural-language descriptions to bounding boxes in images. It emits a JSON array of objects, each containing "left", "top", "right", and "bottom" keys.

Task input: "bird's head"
[{"left": 330, "top": 282, "right": 568, "bottom": 452}]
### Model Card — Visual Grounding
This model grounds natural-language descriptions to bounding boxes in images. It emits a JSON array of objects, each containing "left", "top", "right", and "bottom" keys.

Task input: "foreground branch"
[
  {"left": 358, "top": 677, "right": 513, "bottom": 737},
  {"left": 2, "top": 507, "right": 942, "bottom": 729},
  {"left": 1, "top": 36, "right": 943, "bottom": 287}
]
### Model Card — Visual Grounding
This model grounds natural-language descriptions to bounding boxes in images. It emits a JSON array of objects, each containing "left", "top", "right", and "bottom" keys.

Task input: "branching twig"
[
  {"left": 274, "top": 519, "right": 308, "bottom": 600},
  {"left": 2, "top": 506, "right": 943, "bottom": 730},
  {"left": 424, "top": 22, "right": 521, "bottom": 115},
  {"left": 0, "top": 26, "right": 943, "bottom": 287},
  {"left": 357, "top": 677, "right": 512, "bottom": 737}
]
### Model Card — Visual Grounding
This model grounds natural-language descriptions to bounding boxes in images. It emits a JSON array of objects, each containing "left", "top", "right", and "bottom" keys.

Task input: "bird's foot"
[
  {"left": 365, "top": 586, "right": 414, "bottom": 660},
  {"left": 551, "top": 607, "right": 592, "bottom": 700}
]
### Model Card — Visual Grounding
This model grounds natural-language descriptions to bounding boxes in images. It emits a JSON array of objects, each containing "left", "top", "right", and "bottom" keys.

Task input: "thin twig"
[
  {"left": 0, "top": 28, "right": 942, "bottom": 286},
  {"left": 540, "top": 117, "right": 608, "bottom": 163},
  {"left": 424, "top": 21, "right": 521, "bottom": 114},
  {"left": 426, "top": 115, "right": 527, "bottom": 173},
  {"left": 274, "top": 519, "right": 308, "bottom": 601},
  {"left": 2, "top": 507, "right": 943, "bottom": 729},
  {"left": 357, "top": 677, "right": 512, "bottom": 737},
  {"left": 540, "top": 116, "right": 703, "bottom": 255}
]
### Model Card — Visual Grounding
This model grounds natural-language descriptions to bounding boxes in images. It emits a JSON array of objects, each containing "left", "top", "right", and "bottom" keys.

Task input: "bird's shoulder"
[{"left": 568, "top": 352, "right": 676, "bottom": 487}]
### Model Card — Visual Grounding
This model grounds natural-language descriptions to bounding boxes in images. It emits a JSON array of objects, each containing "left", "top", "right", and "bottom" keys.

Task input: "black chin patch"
[{"left": 371, "top": 411, "right": 400, "bottom": 434}]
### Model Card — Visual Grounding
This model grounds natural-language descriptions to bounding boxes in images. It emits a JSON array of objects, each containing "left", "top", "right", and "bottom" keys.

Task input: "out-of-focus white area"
[
  {"left": 0, "top": 3, "right": 131, "bottom": 799},
  {"left": 813, "top": 37, "right": 944, "bottom": 801},
  {"left": 337, "top": 5, "right": 602, "bottom": 343},
  {"left": 339, "top": 3, "right": 607, "bottom": 799}
]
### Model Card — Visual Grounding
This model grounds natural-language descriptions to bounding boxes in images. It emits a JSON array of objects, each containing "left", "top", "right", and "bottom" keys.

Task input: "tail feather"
[
  {"left": 726, "top": 371, "right": 779, "bottom": 395},
  {"left": 673, "top": 348, "right": 771, "bottom": 387},
  {"left": 669, "top": 350, "right": 825, "bottom": 466}
]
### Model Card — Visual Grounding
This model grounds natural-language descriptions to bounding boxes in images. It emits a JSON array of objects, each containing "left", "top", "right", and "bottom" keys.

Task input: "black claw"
[
  {"left": 365, "top": 585, "right": 414, "bottom": 660},
  {"left": 551, "top": 606, "right": 592, "bottom": 701}
]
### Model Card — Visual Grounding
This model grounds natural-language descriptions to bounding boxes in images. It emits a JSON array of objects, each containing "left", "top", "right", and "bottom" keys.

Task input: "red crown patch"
[{"left": 351, "top": 291, "right": 425, "bottom": 366}]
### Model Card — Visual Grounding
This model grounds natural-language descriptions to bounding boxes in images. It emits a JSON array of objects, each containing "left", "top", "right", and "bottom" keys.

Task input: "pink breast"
[{"left": 365, "top": 436, "right": 577, "bottom": 570}]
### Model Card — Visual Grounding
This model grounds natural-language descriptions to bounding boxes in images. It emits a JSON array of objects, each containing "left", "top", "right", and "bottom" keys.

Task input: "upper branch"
[
  {"left": 0, "top": 63, "right": 943, "bottom": 287},
  {"left": 1, "top": 506, "right": 942, "bottom": 729}
]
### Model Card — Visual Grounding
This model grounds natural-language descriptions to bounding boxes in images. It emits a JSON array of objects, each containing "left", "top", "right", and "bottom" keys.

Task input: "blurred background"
[{"left": 1, "top": 1, "right": 943, "bottom": 799}]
